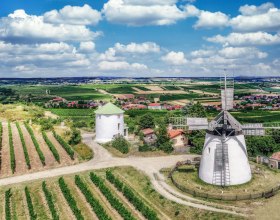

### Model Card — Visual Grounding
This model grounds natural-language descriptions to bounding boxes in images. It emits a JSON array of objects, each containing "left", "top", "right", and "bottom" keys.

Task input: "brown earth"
[{"left": 1, "top": 122, "right": 11, "bottom": 177}]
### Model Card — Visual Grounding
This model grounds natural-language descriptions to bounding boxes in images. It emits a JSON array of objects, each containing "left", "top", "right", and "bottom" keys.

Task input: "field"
[
  {"left": 0, "top": 121, "right": 79, "bottom": 178},
  {"left": 231, "top": 110, "right": 280, "bottom": 123},
  {"left": 0, "top": 167, "right": 240, "bottom": 220}
]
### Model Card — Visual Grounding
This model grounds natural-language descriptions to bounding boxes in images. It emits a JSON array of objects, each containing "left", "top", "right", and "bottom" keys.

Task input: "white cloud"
[
  {"left": 44, "top": 4, "right": 102, "bottom": 26},
  {"left": 161, "top": 51, "right": 187, "bottom": 65},
  {"left": 0, "top": 9, "right": 101, "bottom": 43},
  {"left": 207, "top": 32, "right": 280, "bottom": 46},
  {"left": 190, "top": 49, "right": 215, "bottom": 57},
  {"left": 79, "top": 41, "right": 95, "bottom": 52},
  {"left": 98, "top": 60, "right": 147, "bottom": 71},
  {"left": 102, "top": 0, "right": 187, "bottom": 26},
  {"left": 114, "top": 42, "right": 160, "bottom": 53},
  {"left": 194, "top": 10, "right": 229, "bottom": 29},
  {"left": 230, "top": 3, "right": 280, "bottom": 32},
  {"left": 218, "top": 47, "right": 267, "bottom": 59}
]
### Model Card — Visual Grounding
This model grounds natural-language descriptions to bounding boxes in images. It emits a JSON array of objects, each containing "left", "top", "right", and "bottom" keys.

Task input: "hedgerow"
[
  {"left": 16, "top": 122, "right": 31, "bottom": 169},
  {"left": 42, "top": 181, "right": 59, "bottom": 220},
  {"left": 111, "top": 136, "right": 129, "bottom": 154},
  {"left": 105, "top": 171, "right": 159, "bottom": 220},
  {"left": 53, "top": 131, "right": 74, "bottom": 160},
  {"left": 75, "top": 175, "right": 111, "bottom": 220},
  {"left": 25, "top": 187, "right": 37, "bottom": 220},
  {"left": 42, "top": 131, "right": 60, "bottom": 163},
  {"left": 58, "top": 177, "right": 84, "bottom": 220},
  {"left": 24, "top": 122, "right": 45, "bottom": 166},
  {"left": 8, "top": 122, "right": 16, "bottom": 173},
  {"left": 89, "top": 172, "right": 135, "bottom": 220},
  {"left": 5, "top": 189, "right": 12, "bottom": 220}
]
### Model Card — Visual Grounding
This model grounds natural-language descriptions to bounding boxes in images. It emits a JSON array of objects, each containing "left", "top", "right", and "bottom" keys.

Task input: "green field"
[
  {"left": 160, "top": 93, "right": 202, "bottom": 101},
  {"left": 231, "top": 110, "right": 280, "bottom": 123}
]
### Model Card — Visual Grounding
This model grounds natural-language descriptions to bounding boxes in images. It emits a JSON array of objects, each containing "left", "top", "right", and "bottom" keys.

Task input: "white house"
[
  {"left": 148, "top": 103, "right": 162, "bottom": 110},
  {"left": 95, "top": 103, "right": 128, "bottom": 143}
]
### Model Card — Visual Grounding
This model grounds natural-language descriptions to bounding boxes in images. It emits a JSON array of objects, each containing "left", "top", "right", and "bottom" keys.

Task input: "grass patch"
[{"left": 73, "top": 143, "right": 93, "bottom": 160}]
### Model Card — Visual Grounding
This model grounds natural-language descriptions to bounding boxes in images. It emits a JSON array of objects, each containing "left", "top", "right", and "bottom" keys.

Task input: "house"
[
  {"left": 141, "top": 128, "right": 157, "bottom": 145},
  {"left": 256, "top": 153, "right": 280, "bottom": 169},
  {"left": 148, "top": 103, "right": 162, "bottom": 110},
  {"left": 168, "top": 129, "right": 188, "bottom": 152}
]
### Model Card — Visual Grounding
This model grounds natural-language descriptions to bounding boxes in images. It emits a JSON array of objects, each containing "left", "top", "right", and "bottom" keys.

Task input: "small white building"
[
  {"left": 95, "top": 103, "right": 128, "bottom": 143},
  {"left": 148, "top": 103, "right": 162, "bottom": 110}
]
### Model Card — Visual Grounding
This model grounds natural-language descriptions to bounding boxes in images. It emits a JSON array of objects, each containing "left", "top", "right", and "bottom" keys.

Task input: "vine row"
[
  {"left": 25, "top": 187, "right": 37, "bottom": 220},
  {"left": 52, "top": 131, "right": 74, "bottom": 160},
  {"left": 8, "top": 122, "right": 16, "bottom": 173},
  {"left": 42, "top": 181, "right": 59, "bottom": 220},
  {"left": 16, "top": 122, "right": 31, "bottom": 169},
  {"left": 42, "top": 131, "right": 60, "bottom": 163},
  {"left": 5, "top": 189, "right": 12, "bottom": 220}
]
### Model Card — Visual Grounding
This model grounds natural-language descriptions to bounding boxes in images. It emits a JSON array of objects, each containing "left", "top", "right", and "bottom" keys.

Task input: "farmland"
[
  {"left": 0, "top": 121, "right": 79, "bottom": 178},
  {"left": 0, "top": 167, "right": 239, "bottom": 220}
]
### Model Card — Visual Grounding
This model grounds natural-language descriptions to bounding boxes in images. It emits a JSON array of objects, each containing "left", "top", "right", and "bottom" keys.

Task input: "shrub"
[
  {"left": 89, "top": 172, "right": 135, "bottom": 220},
  {"left": 69, "top": 128, "right": 81, "bottom": 146},
  {"left": 25, "top": 187, "right": 37, "bottom": 220},
  {"left": 8, "top": 122, "right": 16, "bottom": 173},
  {"left": 75, "top": 175, "right": 111, "bottom": 220},
  {"left": 53, "top": 131, "right": 75, "bottom": 160},
  {"left": 139, "top": 114, "right": 155, "bottom": 129},
  {"left": 105, "top": 171, "right": 159, "bottom": 220},
  {"left": 5, "top": 189, "right": 12, "bottom": 220},
  {"left": 111, "top": 136, "right": 130, "bottom": 154},
  {"left": 42, "top": 131, "right": 60, "bottom": 163},
  {"left": 139, "top": 144, "right": 152, "bottom": 152},
  {"left": 42, "top": 181, "right": 59, "bottom": 220},
  {"left": 58, "top": 177, "right": 84, "bottom": 220},
  {"left": 16, "top": 122, "right": 31, "bottom": 169},
  {"left": 24, "top": 122, "right": 45, "bottom": 166}
]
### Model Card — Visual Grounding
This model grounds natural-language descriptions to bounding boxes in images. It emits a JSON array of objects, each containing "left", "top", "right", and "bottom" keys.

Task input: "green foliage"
[
  {"left": 42, "top": 131, "right": 60, "bottom": 163},
  {"left": 75, "top": 175, "right": 111, "bottom": 220},
  {"left": 189, "top": 131, "right": 206, "bottom": 154},
  {"left": 42, "top": 181, "right": 59, "bottom": 220},
  {"left": 160, "top": 93, "right": 201, "bottom": 101},
  {"left": 138, "top": 113, "right": 155, "bottom": 129},
  {"left": 246, "top": 136, "right": 280, "bottom": 157},
  {"left": 272, "top": 129, "right": 280, "bottom": 144},
  {"left": 111, "top": 136, "right": 130, "bottom": 154},
  {"left": 0, "top": 122, "right": 2, "bottom": 169},
  {"left": 24, "top": 122, "right": 46, "bottom": 166},
  {"left": 16, "top": 122, "right": 31, "bottom": 169},
  {"left": 58, "top": 177, "right": 84, "bottom": 220},
  {"left": 89, "top": 172, "right": 135, "bottom": 220},
  {"left": 53, "top": 131, "right": 75, "bottom": 160},
  {"left": 25, "top": 187, "right": 37, "bottom": 220},
  {"left": 8, "top": 122, "right": 16, "bottom": 173},
  {"left": 156, "top": 122, "right": 173, "bottom": 153},
  {"left": 37, "top": 118, "right": 55, "bottom": 131},
  {"left": 182, "top": 102, "right": 206, "bottom": 117},
  {"left": 5, "top": 189, "right": 12, "bottom": 220},
  {"left": 138, "top": 144, "right": 152, "bottom": 152},
  {"left": 106, "top": 171, "right": 159, "bottom": 220},
  {"left": 69, "top": 128, "right": 81, "bottom": 145}
]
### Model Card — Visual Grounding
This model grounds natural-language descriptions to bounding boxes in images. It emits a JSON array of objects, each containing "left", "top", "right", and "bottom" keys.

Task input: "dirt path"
[
  {"left": 46, "top": 132, "right": 75, "bottom": 165},
  {"left": 20, "top": 124, "right": 43, "bottom": 171},
  {"left": 1, "top": 122, "right": 11, "bottom": 177},
  {"left": 11, "top": 123, "right": 28, "bottom": 173},
  {"left": 35, "top": 132, "right": 57, "bottom": 167}
]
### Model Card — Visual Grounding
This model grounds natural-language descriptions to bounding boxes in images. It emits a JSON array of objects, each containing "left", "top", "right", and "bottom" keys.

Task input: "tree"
[
  {"left": 139, "top": 113, "right": 155, "bottom": 129},
  {"left": 111, "top": 136, "right": 130, "bottom": 154},
  {"left": 156, "top": 122, "right": 173, "bottom": 153},
  {"left": 182, "top": 102, "right": 206, "bottom": 117},
  {"left": 246, "top": 136, "right": 280, "bottom": 157},
  {"left": 189, "top": 130, "right": 205, "bottom": 154},
  {"left": 272, "top": 129, "right": 280, "bottom": 144},
  {"left": 69, "top": 128, "right": 81, "bottom": 145}
]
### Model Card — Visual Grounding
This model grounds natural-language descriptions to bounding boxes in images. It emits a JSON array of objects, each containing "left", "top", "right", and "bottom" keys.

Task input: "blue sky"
[{"left": 0, "top": 0, "right": 279, "bottom": 77}]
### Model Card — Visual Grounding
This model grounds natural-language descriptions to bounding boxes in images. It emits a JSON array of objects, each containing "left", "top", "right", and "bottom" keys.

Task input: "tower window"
[
  {"left": 118, "top": 123, "right": 120, "bottom": 130},
  {"left": 208, "top": 148, "right": 211, "bottom": 154}
]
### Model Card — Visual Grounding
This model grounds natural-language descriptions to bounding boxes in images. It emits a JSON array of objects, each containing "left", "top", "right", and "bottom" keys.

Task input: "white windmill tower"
[{"left": 199, "top": 74, "right": 252, "bottom": 186}]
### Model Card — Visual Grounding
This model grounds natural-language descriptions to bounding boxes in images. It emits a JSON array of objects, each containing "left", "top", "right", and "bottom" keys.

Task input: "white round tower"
[
  {"left": 199, "top": 111, "right": 252, "bottom": 186},
  {"left": 95, "top": 103, "right": 125, "bottom": 143}
]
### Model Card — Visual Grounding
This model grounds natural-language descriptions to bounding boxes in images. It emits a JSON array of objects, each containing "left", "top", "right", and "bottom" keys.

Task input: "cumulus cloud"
[
  {"left": 79, "top": 41, "right": 95, "bottom": 53},
  {"left": 230, "top": 3, "right": 280, "bottom": 32},
  {"left": 44, "top": 4, "right": 102, "bottom": 26},
  {"left": 102, "top": 0, "right": 188, "bottom": 26},
  {"left": 98, "top": 60, "right": 147, "bottom": 71},
  {"left": 114, "top": 42, "right": 160, "bottom": 53},
  {"left": 190, "top": 49, "right": 215, "bottom": 57},
  {"left": 194, "top": 10, "right": 229, "bottom": 29},
  {"left": 0, "top": 9, "right": 101, "bottom": 43},
  {"left": 218, "top": 47, "right": 267, "bottom": 59},
  {"left": 207, "top": 32, "right": 280, "bottom": 46},
  {"left": 161, "top": 51, "right": 187, "bottom": 65}
]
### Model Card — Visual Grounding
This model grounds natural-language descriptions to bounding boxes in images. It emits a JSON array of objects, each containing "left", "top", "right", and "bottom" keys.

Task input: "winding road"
[{"left": 0, "top": 132, "right": 247, "bottom": 217}]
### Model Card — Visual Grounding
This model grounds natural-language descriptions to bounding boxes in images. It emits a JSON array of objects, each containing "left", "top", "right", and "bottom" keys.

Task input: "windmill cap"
[{"left": 95, "top": 103, "right": 124, "bottom": 115}]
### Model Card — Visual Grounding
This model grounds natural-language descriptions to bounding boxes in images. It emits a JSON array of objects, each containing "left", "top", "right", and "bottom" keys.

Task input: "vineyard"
[
  {"left": 0, "top": 169, "right": 163, "bottom": 220},
  {"left": 0, "top": 121, "right": 78, "bottom": 178}
]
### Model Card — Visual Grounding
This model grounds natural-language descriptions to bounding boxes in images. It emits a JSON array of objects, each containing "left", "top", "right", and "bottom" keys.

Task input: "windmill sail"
[{"left": 221, "top": 88, "right": 234, "bottom": 110}]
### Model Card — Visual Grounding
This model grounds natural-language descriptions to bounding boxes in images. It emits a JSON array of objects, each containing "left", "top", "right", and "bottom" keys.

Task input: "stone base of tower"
[{"left": 199, "top": 133, "right": 252, "bottom": 186}]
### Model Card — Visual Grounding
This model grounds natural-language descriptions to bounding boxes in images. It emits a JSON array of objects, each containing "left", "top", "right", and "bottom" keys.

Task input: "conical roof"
[{"left": 95, "top": 103, "right": 124, "bottom": 115}]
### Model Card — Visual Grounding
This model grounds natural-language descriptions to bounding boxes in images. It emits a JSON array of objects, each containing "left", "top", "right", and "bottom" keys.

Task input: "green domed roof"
[{"left": 95, "top": 103, "right": 124, "bottom": 115}]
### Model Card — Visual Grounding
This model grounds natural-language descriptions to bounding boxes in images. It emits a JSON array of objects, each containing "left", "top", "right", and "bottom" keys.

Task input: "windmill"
[{"left": 169, "top": 74, "right": 280, "bottom": 186}]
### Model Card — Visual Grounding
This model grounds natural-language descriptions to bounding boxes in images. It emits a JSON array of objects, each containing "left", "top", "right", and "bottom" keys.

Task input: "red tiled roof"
[
  {"left": 141, "top": 128, "right": 154, "bottom": 136},
  {"left": 168, "top": 129, "right": 184, "bottom": 139},
  {"left": 149, "top": 103, "right": 161, "bottom": 106},
  {"left": 271, "top": 152, "right": 280, "bottom": 161}
]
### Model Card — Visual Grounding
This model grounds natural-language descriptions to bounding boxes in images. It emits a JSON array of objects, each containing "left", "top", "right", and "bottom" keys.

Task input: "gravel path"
[{"left": 0, "top": 132, "right": 245, "bottom": 216}]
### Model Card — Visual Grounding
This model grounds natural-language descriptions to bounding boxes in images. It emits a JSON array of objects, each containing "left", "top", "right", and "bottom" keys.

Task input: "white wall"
[
  {"left": 199, "top": 133, "right": 252, "bottom": 186},
  {"left": 95, "top": 113, "right": 124, "bottom": 143}
]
